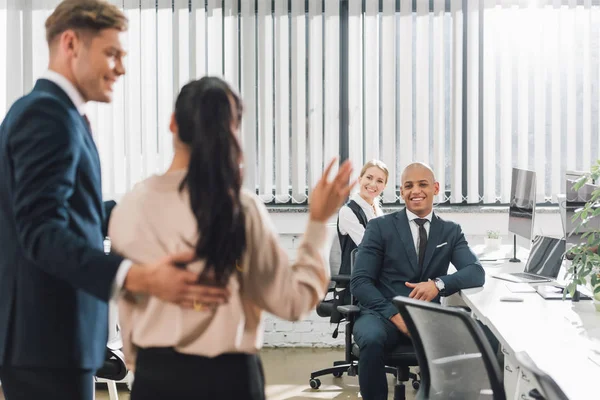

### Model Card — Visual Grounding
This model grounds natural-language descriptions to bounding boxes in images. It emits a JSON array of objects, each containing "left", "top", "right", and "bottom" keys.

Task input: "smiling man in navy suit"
[
  {"left": 350, "top": 162, "right": 485, "bottom": 400},
  {"left": 0, "top": 1, "right": 229, "bottom": 399}
]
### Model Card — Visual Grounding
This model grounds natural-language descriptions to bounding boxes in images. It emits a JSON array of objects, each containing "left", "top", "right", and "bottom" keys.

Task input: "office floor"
[{"left": 0, "top": 348, "right": 417, "bottom": 400}]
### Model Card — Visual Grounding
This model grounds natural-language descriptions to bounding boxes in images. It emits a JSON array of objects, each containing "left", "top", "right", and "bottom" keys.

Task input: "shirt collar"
[
  {"left": 41, "top": 70, "right": 87, "bottom": 115},
  {"left": 351, "top": 192, "right": 377, "bottom": 214},
  {"left": 406, "top": 208, "right": 433, "bottom": 223}
]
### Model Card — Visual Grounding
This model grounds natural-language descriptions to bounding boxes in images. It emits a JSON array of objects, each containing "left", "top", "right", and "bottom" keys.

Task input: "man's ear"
[
  {"left": 60, "top": 29, "right": 80, "bottom": 57},
  {"left": 434, "top": 182, "right": 440, "bottom": 195}
]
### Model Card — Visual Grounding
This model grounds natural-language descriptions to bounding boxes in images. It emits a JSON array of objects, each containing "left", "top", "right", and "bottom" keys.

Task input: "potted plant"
[
  {"left": 564, "top": 161, "right": 600, "bottom": 304},
  {"left": 484, "top": 230, "right": 502, "bottom": 250}
]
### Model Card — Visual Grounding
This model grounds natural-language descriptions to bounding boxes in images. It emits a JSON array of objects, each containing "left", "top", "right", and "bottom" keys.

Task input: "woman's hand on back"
[{"left": 309, "top": 158, "right": 356, "bottom": 222}]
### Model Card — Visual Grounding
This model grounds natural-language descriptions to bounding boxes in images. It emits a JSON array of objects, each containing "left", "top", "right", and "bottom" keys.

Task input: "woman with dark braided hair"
[{"left": 108, "top": 76, "right": 355, "bottom": 399}]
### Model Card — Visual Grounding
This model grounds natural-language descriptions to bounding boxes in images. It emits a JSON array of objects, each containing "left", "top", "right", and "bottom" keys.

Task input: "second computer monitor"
[{"left": 509, "top": 167, "right": 536, "bottom": 240}]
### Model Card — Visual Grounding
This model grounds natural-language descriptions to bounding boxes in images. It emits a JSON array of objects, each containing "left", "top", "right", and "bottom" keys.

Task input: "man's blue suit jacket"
[
  {"left": 350, "top": 208, "right": 485, "bottom": 319},
  {"left": 0, "top": 79, "right": 123, "bottom": 370}
]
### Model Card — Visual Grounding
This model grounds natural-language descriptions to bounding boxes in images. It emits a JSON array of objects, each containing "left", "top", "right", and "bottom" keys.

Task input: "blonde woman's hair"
[{"left": 360, "top": 160, "right": 389, "bottom": 184}]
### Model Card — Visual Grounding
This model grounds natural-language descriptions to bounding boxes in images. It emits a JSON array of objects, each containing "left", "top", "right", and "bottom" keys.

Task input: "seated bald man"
[{"left": 350, "top": 162, "right": 485, "bottom": 400}]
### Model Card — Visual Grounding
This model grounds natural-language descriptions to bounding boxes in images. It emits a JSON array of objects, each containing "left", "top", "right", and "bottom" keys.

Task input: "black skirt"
[{"left": 130, "top": 347, "right": 265, "bottom": 400}]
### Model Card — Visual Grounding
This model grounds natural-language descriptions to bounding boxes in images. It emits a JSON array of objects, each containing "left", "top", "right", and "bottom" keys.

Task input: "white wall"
[{"left": 262, "top": 206, "right": 563, "bottom": 347}]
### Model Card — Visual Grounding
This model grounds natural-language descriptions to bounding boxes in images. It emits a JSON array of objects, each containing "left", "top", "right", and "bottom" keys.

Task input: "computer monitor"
[
  {"left": 508, "top": 168, "right": 536, "bottom": 240},
  {"left": 524, "top": 236, "right": 565, "bottom": 279}
]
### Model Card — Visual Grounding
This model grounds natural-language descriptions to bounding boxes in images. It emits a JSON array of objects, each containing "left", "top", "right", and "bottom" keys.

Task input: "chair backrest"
[
  {"left": 393, "top": 296, "right": 506, "bottom": 400},
  {"left": 326, "top": 222, "right": 341, "bottom": 277},
  {"left": 350, "top": 247, "right": 358, "bottom": 271},
  {"left": 315, "top": 239, "right": 357, "bottom": 320},
  {"left": 514, "top": 352, "right": 568, "bottom": 400}
]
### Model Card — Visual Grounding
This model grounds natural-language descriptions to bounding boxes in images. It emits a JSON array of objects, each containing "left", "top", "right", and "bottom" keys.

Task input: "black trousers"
[
  {"left": 0, "top": 366, "right": 94, "bottom": 400},
  {"left": 131, "top": 347, "right": 265, "bottom": 400}
]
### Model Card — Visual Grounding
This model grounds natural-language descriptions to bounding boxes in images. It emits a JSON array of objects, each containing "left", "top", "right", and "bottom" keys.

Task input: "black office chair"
[
  {"left": 309, "top": 249, "right": 420, "bottom": 400},
  {"left": 95, "top": 348, "right": 128, "bottom": 400},
  {"left": 393, "top": 296, "right": 506, "bottom": 400},
  {"left": 514, "top": 352, "right": 568, "bottom": 400},
  {"left": 98, "top": 237, "right": 131, "bottom": 399}
]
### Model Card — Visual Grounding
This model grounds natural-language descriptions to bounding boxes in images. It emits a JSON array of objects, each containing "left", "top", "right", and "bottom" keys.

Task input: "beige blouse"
[{"left": 108, "top": 170, "right": 329, "bottom": 370}]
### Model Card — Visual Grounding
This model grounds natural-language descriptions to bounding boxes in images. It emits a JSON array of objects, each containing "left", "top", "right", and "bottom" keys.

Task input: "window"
[{"left": 0, "top": 0, "right": 592, "bottom": 204}]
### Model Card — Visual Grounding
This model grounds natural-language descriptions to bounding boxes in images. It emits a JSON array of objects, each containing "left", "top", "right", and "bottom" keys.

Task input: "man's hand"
[
  {"left": 405, "top": 280, "right": 439, "bottom": 302},
  {"left": 390, "top": 313, "right": 410, "bottom": 337},
  {"left": 124, "top": 251, "right": 230, "bottom": 309}
]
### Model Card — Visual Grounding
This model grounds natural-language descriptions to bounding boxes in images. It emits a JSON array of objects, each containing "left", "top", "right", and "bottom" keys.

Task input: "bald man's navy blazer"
[{"left": 350, "top": 208, "right": 485, "bottom": 319}]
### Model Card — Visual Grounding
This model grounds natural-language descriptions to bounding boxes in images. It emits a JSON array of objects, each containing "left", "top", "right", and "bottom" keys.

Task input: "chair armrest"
[
  {"left": 331, "top": 274, "right": 351, "bottom": 284},
  {"left": 337, "top": 305, "right": 360, "bottom": 315}
]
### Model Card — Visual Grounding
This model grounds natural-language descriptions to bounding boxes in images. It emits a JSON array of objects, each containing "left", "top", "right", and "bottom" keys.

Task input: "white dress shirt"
[
  {"left": 405, "top": 208, "right": 433, "bottom": 254},
  {"left": 338, "top": 192, "right": 384, "bottom": 245},
  {"left": 41, "top": 70, "right": 132, "bottom": 298}
]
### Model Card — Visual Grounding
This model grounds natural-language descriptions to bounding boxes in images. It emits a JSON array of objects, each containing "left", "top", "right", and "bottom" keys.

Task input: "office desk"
[{"left": 458, "top": 250, "right": 600, "bottom": 400}]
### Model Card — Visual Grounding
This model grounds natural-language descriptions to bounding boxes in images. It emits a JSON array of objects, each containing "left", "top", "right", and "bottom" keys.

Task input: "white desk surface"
[{"left": 459, "top": 245, "right": 600, "bottom": 400}]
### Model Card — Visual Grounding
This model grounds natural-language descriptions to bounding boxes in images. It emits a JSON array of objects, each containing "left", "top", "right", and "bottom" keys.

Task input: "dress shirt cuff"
[{"left": 111, "top": 259, "right": 133, "bottom": 299}]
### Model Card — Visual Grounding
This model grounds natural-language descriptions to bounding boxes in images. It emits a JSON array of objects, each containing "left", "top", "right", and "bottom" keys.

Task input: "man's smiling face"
[{"left": 400, "top": 164, "right": 439, "bottom": 217}]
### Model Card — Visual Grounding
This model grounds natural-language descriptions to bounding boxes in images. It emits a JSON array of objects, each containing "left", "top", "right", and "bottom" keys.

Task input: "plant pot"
[{"left": 484, "top": 237, "right": 502, "bottom": 251}]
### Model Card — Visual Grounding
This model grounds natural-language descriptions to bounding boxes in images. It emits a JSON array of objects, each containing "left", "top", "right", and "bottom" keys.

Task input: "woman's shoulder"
[
  {"left": 240, "top": 188, "right": 259, "bottom": 206},
  {"left": 337, "top": 203, "right": 356, "bottom": 223},
  {"left": 240, "top": 189, "right": 267, "bottom": 219},
  {"left": 338, "top": 202, "right": 352, "bottom": 214},
  {"left": 239, "top": 189, "right": 279, "bottom": 234},
  {"left": 116, "top": 177, "right": 158, "bottom": 208}
]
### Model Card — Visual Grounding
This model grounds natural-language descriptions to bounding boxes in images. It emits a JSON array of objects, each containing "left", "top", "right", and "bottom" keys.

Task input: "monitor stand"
[{"left": 509, "top": 234, "right": 521, "bottom": 263}]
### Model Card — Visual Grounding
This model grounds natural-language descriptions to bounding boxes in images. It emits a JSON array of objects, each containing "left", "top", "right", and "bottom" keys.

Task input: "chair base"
[
  {"left": 394, "top": 382, "right": 406, "bottom": 400},
  {"left": 94, "top": 379, "right": 120, "bottom": 400},
  {"left": 390, "top": 367, "right": 420, "bottom": 400},
  {"left": 309, "top": 360, "right": 420, "bottom": 400},
  {"left": 310, "top": 361, "right": 358, "bottom": 388}
]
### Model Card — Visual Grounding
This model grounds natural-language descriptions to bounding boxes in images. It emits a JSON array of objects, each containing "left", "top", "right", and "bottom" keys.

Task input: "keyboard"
[{"left": 510, "top": 272, "right": 550, "bottom": 282}]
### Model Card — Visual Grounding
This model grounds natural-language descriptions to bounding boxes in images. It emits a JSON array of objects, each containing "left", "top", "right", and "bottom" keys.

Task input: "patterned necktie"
[{"left": 414, "top": 218, "right": 428, "bottom": 269}]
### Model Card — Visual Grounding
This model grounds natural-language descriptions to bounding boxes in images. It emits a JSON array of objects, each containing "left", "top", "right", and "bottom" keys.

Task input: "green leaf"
[
  {"left": 581, "top": 269, "right": 591, "bottom": 278},
  {"left": 595, "top": 286, "right": 600, "bottom": 294},
  {"left": 567, "top": 282, "right": 577, "bottom": 298}
]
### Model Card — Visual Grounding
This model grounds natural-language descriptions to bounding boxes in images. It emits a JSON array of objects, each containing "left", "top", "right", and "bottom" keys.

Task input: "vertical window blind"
[
  {"left": 483, "top": 0, "right": 600, "bottom": 203},
  {"left": 0, "top": 0, "right": 595, "bottom": 204}
]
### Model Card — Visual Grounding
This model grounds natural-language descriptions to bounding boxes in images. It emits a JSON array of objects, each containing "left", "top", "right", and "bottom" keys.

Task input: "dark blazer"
[
  {"left": 0, "top": 79, "right": 123, "bottom": 370},
  {"left": 350, "top": 208, "right": 485, "bottom": 319}
]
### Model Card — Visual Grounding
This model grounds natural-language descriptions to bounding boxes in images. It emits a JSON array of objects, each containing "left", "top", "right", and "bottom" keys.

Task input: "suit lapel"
[
  {"left": 34, "top": 79, "right": 100, "bottom": 165},
  {"left": 34, "top": 79, "right": 103, "bottom": 207},
  {"left": 393, "top": 209, "right": 419, "bottom": 274},
  {"left": 421, "top": 213, "right": 443, "bottom": 277}
]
